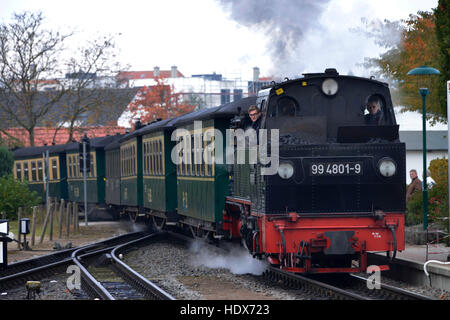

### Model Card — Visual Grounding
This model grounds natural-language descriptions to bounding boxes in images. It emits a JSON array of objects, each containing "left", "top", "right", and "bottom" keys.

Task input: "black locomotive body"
[{"left": 226, "top": 69, "right": 406, "bottom": 273}]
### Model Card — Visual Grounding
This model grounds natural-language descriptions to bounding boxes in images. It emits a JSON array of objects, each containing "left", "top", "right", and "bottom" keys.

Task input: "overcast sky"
[{"left": 0, "top": 0, "right": 438, "bottom": 80}]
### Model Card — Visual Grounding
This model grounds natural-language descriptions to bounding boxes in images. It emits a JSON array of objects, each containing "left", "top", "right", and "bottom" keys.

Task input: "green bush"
[
  {"left": 406, "top": 191, "right": 423, "bottom": 226},
  {"left": 0, "top": 146, "right": 13, "bottom": 178},
  {"left": 0, "top": 174, "right": 41, "bottom": 219}
]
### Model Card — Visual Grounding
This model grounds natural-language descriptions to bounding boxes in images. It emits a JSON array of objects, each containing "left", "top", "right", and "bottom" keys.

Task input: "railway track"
[
  {"left": 72, "top": 231, "right": 175, "bottom": 300},
  {"left": 263, "top": 267, "right": 436, "bottom": 300},
  {"left": 0, "top": 232, "right": 148, "bottom": 292}
]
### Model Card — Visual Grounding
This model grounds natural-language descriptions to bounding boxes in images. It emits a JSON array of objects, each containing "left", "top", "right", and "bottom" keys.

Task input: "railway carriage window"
[
  {"left": 75, "top": 155, "right": 78, "bottom": 177},
  {"left": 70, "top": 155, "right": 74, "bottom": 178},
  {"left": 23, "top": 162, "right": 29, "bottom": 181},
  {"left": 152, "top": 140, "right": 156, "bottom": 175},
  {"left": 149, "top": 141, "right": 152, "bottom": 175},
  {"left": 37, "top": 160, "right": 43, "bottom": 181},
  {"left": 16, "top": 162, "right": 22, "bottom": 181},
  {"left": 130, "top": 146, "right": 133, "bottom": 176},
  {"left": 157, "top": 139, "right": 161, "bottom": 175},
  {"left": 127, "top": 147, "right": 130, "bottom": 176},
  {"left": 150, "top": 141, "right": 153, "bottom": 175},
  {"left": 31, "top": 161, "right": 37, "bottom": 181},
  {"left": 133, "top": 145, "right": 136, "bottom": 176},
  {"left": 183, "top": 136, "right": 188, "bottom": 176},
  {"left": 90, "top": 153, "right": 94, "bottom": 177},
  {"left": 195, "top": 134, "right": 200, "bottom": 176},
  {"left": 124, "top": 148, "right": 128, "bottom": 176},
  {"left": 52, "top": 159, "right": 58, "bottom": 180},
  {"left": 158, "top": 139, "right": 162, "bottom": 175},
  {"left": 147, "top": 141, "right": 150, "bottom": 175},
  {"left": 200, "top": 134, "right": 204, "bottom": 176},
  {"left": 144, "top": 142, "right": 148, "bottom": 175},
  {"left": 68, "top": 156, "right": 72, "bottom": 178},
  {"left": 155, "top": 140, "right": 159, "bottom": 175},
  {"left": 191, "top": 134, "right": 196, "bottom": 176},
  {"left": 179, "top": 137, "right": 184, "bottom": 176},
  {"left": 145, "top": 142, "right": 149, "bottom": 175}
]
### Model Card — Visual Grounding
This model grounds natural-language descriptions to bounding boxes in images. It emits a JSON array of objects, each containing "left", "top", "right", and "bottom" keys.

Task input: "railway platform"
[{"left": 370, "top": 243, "right": 450, "bottom": 292}]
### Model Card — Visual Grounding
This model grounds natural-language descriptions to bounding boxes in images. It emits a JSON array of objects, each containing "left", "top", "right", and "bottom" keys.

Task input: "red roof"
[
  {"left": 117, "top": 70, "right": 184, "bottom": 81},
  {"left": 2, "top": 126, "right": 126, "bottom": 147}
]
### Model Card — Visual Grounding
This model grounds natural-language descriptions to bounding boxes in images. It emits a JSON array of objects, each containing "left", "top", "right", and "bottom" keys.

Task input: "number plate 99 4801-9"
[{"left": 310, "top": 162, "right": 363, "bottom": 176}]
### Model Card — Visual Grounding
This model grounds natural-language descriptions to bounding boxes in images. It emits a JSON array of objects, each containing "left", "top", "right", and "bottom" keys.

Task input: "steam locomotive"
[{"left": 13, "top": 68, "right": 405, "bottom": 274}]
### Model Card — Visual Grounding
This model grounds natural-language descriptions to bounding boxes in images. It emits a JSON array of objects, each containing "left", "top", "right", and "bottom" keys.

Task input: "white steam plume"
[
  {"left": 189, "top": 240, "right": 267, "bottom": 275},
  {"left": 217, "top": 0, "right": 330, "bottom": 76}
]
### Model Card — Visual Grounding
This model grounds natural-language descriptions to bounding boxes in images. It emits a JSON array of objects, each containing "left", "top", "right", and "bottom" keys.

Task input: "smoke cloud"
[
  {"left": 189, "top": 240, "right": 268, "bottom": 275},
  {"left": 218, "top": 0, "right": 330, "bottom": 76}
]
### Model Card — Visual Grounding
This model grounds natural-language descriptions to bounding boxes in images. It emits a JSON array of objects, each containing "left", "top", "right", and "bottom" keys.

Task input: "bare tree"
[
  {"left": 48, "top": 34, "right": 130, "bottom": 142},
  {"left": 0, "top": 11, "right": 72, "bottom": 146}
]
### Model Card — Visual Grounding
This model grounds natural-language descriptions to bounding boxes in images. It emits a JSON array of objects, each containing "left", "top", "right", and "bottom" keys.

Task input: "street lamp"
[{"left": 407, "top": 66, "right": 440, "bottom": 232}]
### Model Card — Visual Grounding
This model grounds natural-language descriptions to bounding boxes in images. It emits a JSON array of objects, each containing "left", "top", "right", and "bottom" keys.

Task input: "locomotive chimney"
[
  {"left": 171, "top": 66, "right": 178, "bottom": 78},
  {"left": 154, "top": 66, "right": 160, "bottom": 78}
]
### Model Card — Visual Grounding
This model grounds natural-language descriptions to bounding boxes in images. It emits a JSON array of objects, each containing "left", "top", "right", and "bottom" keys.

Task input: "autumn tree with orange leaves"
[
  {"left": 362, "top": 11, "right": 445, "bottom": 123},
  {"left": 127, "top": 78, "right": 196, "bottom": 125}
]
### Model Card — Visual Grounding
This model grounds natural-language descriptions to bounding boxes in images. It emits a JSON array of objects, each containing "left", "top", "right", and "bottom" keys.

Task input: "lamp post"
[{"left": 407, "top": 66, "right": 440, "bottom": 233}]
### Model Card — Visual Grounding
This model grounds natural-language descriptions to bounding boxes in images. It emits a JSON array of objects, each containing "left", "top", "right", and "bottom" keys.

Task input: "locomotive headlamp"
[
  {"left": 378, "top": 158, "right": 396, "bottom": 177},
  {"left": 277, "top": 162, "right": 294, "bottom": 179},
  {"left": 321, "top": 78, "right": 338, "bottom": 96}
]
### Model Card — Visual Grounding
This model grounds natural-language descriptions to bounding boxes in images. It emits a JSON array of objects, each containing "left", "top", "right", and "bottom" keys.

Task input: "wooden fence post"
[
  {"left": 58, "top": 199, "right": 65, "bottom": 238},
  {"left": 49, "top": 198, "right": 54, "bottom": 241},
  {"left": 31, "top": 206, "right": 37, "bottom": 247},
  {"left": 73, "top": 202, "right": 79, "bottom": 234},
  {"left": 39, "top": 203, "right": 53, "bottom": 244},
  {"left": 17, "top": 207, "right": 22, "bottom": 249},
  {"left": 66, "top": 202, "right": 72, "bottom": 238}
]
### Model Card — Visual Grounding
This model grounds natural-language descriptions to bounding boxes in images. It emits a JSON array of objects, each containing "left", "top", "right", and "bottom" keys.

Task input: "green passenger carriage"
[
  {"left": 65, "top": 135, "right": 121, "bottom": 205},
  {"left": 13, "top": 144, "right": 68, "bottom": 201}
]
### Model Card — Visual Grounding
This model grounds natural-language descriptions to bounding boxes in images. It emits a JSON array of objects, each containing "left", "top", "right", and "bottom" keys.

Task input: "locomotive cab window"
[
  {"left": 364, "top": 95, "right": 388, "bottom": 125},
  {"left": 277, "top": 96, "right": 298, "bottom": 117}
]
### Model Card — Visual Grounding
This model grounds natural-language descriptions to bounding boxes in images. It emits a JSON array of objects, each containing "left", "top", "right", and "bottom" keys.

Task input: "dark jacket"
[
  {"left": 365, "top": 110, "right": 383, "bottom": 125},
  {"left": 251, "top": 116, "right": 261, "bottom": 132}
]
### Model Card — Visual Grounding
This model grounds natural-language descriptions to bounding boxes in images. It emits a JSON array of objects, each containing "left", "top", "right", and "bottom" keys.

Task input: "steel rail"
[
  {"left": 111, "top": 232, "right": 175, "bottom": 300},
  {"left": 72, "top": 231, "right": 175, "bottom": 300},
  {"left": 71, "top": 244, "right": 115, "bottom": 300},
  {"left": 0, "top": 232, "right": 146, "bottom": 291},
  {"left": 265, "top": 267, "right": 371, "bottom": 300},
  {"left": 349, "top": 274, "right": 436, "bottom": 300}
]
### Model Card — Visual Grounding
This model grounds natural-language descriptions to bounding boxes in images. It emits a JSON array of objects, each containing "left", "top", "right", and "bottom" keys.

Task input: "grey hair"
[{"left": 367, "top": 97, "right": 381, "bottom": 109}]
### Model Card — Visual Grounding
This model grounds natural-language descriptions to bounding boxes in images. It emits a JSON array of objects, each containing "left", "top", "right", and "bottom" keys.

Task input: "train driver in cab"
[
  {"left": 248, "top": 105, "right": 262, "bottom": 131},
  {"left": 365, "top": 96, "right": 383, "bottom": 125}
]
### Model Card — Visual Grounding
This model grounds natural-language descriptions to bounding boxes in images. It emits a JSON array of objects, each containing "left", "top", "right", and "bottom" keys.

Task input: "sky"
[{"left": 0, "top": 0, "right": 438, "bottom": 80}]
